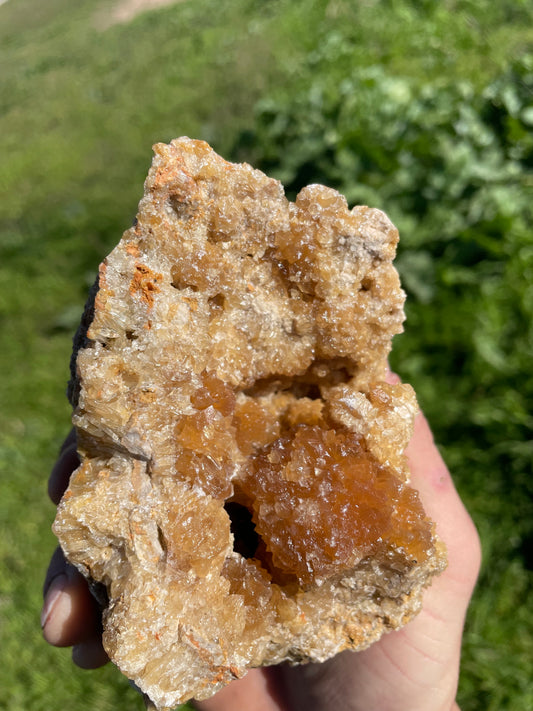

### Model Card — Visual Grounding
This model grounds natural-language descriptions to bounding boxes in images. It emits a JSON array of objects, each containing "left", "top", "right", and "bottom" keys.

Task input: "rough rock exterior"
[{"left": 54, "top": 138, "right": 447, "bottom": 710}]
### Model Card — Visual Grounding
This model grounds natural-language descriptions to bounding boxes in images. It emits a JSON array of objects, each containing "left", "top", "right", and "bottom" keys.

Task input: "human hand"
[
  {"left": 42, "top": 384, "right": 481, "bottom": 710},
  {"left": 42, "top": 429, "right": 109, "bottom": 669}
]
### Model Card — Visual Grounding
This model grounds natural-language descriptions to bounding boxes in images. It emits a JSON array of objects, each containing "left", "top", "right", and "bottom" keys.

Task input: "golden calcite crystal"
[{"left": 54, "top": 138, "right": 446, "bottom": 710}]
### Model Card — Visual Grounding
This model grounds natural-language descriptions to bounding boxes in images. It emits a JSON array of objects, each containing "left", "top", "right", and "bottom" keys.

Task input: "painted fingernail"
[{"left": 41, "top": 573, "right": 67, "bottom": 630}]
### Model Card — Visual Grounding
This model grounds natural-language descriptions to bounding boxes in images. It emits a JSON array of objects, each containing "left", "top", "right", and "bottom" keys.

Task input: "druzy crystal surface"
[{"left": 54, "top": 138, "right": 447, "bottom": 710}]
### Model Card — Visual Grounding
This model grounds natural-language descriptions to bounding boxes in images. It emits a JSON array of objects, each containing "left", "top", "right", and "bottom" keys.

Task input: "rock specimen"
[{"left": 54, "top": 137, "right": 447, "bottom": 710}]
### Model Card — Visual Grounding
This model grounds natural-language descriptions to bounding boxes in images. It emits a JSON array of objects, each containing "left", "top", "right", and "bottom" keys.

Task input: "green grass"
[{"left": 1, "top": 0, "right": 532, "bottom": 709}]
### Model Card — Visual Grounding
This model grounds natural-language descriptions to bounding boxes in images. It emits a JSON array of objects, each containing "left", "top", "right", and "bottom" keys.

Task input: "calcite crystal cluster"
[{"left": 54, "top": 138, "right": 447, "bottom": 710}]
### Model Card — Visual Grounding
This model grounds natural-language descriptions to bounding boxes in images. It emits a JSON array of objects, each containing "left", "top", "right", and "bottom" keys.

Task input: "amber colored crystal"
[
  {"left": 54, "top": 138, "right": 447, "bottom": 711},
  {"left": 239, "top": 425, "right": 432, "bottom": 586},
  {"left": 191, "top": 371, "right": 236, "bottom": 416},
  {"left": 233, "top": 397, "right": 281, "bottom": 455}
]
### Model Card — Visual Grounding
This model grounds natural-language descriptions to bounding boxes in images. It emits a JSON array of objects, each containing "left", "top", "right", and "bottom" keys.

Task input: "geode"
[{"left": 54, "top": 137, "right": 447, "bottom": 710}]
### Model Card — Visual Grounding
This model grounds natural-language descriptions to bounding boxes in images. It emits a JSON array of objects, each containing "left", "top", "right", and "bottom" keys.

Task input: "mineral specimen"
[{"left": 54, "top": 137, "right": 447, "bottom": 710}]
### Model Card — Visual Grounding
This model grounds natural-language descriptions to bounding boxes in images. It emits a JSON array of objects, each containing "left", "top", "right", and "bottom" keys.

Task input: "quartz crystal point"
[{"left": 54, "top": 137, "right": 447, "bottom": 710}]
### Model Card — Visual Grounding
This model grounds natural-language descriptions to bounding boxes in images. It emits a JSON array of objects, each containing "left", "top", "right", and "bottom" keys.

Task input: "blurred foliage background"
[{"left": 1, "top": 1, "right": 532, "bottom": 709}]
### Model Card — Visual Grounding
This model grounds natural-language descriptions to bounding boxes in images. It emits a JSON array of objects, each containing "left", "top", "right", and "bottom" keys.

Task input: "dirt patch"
[{"left": 97, "top": 0, "right": 184, "bottom": 28}]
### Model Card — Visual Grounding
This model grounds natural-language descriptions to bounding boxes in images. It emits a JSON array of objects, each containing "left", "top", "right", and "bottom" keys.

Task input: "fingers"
[
  {"left": 72, "top": 637, "right": 109, "bottom": 670},
  {"left": 41, "top": 547, "right": 106, "bottom": 654},
  {"left": 41, "top": 547, "right": 109, "bottom": 667},
  {"left": 41, "top": 546, "right": 91, "bottom": 647},
  {"left": 44, "top": 430, "right": 109, "bottom": 669},
  {"left": 48, "top": 429, "right": 79, "bottom": 505},
  {"left": 192, "top": 668, "right": 288, "bottom": 711}
]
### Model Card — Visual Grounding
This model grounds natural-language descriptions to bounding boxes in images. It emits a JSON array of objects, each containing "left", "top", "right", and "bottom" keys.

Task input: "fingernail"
[{"left": 41, "top": 573, "right": 67, "bottom": 630}]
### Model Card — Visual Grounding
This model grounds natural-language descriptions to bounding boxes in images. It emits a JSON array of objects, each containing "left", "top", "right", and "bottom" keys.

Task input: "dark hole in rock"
[
  {"left": 243, "top": 359, "right": 354, "bottom": 398},
  {"left": 224, "top": 501, "right": 259, "bottom": 559},
  {"left": 88, "top": 579, "right": 109, "bottom": 610},
  {"left": 289, "top": 382, "right": 321, "bottom": 399}
]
